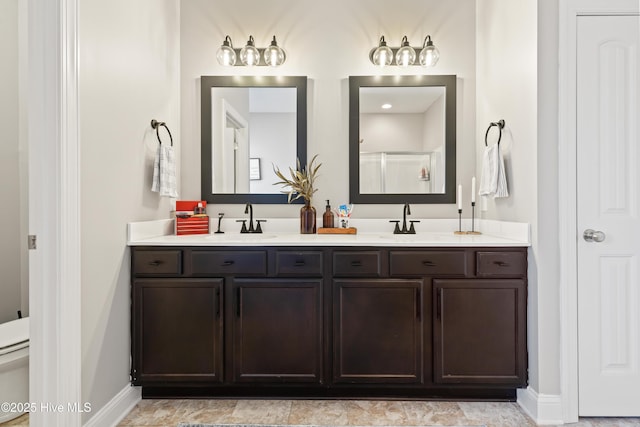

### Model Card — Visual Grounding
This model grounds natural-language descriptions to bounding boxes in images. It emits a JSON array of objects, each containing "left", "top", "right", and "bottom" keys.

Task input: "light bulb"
[
  {"left": 419, "top": 35, "right": 440, "bottom": 67},
  {"left": 263, "top": 36, "right": 286, "bottom": 66},
  {"left": 371, "top": 36, "right": 393, "bottom": 67},
  {"left": 216, "top": 36, "right": 236, "bottom": 66},
  {"left": 395, "top": 36, "right": 415, "bottom": 67},
  {"left": 240, "top": 35, "right": 260, "bottom": 66}
]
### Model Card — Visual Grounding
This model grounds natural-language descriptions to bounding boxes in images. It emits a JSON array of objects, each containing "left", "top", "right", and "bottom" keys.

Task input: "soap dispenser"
[{"left": 323, "top": 200, "right": 335, "bottom": 228}]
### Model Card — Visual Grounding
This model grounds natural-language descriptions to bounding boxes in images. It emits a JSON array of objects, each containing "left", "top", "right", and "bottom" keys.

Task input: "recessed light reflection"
[{"left": 381, "top": 103, "right": 392, "bottom": 109}]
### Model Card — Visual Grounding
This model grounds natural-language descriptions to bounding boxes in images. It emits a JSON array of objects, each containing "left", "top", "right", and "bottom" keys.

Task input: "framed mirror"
[
  {"left": 201, "top": 75, "right": 307, "bottom": 204},
  {"left": 349, "top": 75, "right": 456, "bottom": 204}
]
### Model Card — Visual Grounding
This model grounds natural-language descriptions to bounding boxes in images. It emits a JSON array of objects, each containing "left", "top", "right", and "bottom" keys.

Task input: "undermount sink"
[
  {"left": 377, "top": 233, "right": 441, "bottom": 242},
  {"left": 205, "top": 233, "right": 278, "bottom": 242}
]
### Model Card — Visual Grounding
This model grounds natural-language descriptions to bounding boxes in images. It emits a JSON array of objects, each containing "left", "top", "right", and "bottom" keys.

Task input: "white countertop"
[{"left": 127, "top": 218, "right": 530, "bottom": 247}]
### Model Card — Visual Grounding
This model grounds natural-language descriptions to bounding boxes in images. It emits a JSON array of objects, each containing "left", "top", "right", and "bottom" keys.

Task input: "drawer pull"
[
  {"left": 294, "top": 260, "right": 306, "bottom": 267},
  {"left": 351, "top": 260, "right": 362, "bottom": 267},
  {"left": 422, "top": 260, "right": 435, "bottom": 267},
  {"left": 494, "top": 261, "right": 509, "bottom": 267},
  {"left": 222, "top": 260, "right": 235, "bottom": 266},
  {"left": 148, "top": 260, "right": 163, "bottom": 267}
]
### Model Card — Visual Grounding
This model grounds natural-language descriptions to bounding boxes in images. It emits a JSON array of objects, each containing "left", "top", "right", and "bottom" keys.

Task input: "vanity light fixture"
[
  {"left": 216, "top": 35, "right": 287, "bottom": 67},
  {"left": 263, "top": 36, "right": 286, "bottom": 67},
  {"left": 216, "top": 35, "right": 237, "bottom": 66},
  {"left": 418, "top": 35, "right": 440, "bottom": 67},
  {"left": 239, "top": 35, "right": 260, "bottom": 66},
  {"left": 369, "top": 35, "right": 439, "bottom": 67},
  {"left": 371, "top": 36, "right": 393, "bottom": 67},
  {"left": 396, "top": 36, "right": 416, "bottom": 66}
]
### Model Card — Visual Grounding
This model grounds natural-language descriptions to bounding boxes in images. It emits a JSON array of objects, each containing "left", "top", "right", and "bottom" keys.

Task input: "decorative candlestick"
[
  {"left": 454, "top": 208, "right": 465, "bottom": 235},
  {"left": 467, "top": 201, "right": 482, "bottom": 235}
]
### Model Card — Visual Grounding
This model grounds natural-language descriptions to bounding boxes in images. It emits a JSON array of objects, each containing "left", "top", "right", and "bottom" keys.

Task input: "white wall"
[
  {"left": 0, "top": 0, "right": 23, "bottom": 324},
  {"left": 536, "top": 0, "right": 561, "bottom": 396},
  {"left": 79, "top": 0, "right": 180, "bottom": 420},
  {"left": 476, "top": 0, "right": 561, "bottom": 397},
  {"left": 180, "top": 0, "right": 476, "bottom": 219},
  {"left": 249, "top": 112, "right": 296, "bottom": 194},
  {"left": 360, "top": 113, "right": 425, "bottom": 152},
  {"left": 423, "top": 95, "right": 445, "bottom": 152}
]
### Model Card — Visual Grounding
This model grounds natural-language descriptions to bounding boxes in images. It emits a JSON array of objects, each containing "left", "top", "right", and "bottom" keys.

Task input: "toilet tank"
[{"left": 0, "top": 316, "right": 29, "bottom": 424}]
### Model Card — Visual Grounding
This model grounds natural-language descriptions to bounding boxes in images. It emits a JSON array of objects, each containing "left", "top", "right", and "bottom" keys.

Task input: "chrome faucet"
[{"left": 390, "top": 203, "right": 420, "bottom": 234}]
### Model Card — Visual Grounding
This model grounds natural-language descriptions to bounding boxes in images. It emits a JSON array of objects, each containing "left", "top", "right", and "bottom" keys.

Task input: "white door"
[{"left": 577, "top": 14, "right": 640, "bottom": 416}]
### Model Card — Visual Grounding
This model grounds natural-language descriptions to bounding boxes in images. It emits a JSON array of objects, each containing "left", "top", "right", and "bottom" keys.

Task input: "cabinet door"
[
  {"left": 231, "top": 279, "right": 323, "bottom": 383},
  {"left": 333, "top": 279, "right": 423, "bottom": 384},
  {"left": 132, "top": 279, "right": 223, "bottom": 384},
  {"left": 433, "top": 279, "right": 526, "bottom": 385}
]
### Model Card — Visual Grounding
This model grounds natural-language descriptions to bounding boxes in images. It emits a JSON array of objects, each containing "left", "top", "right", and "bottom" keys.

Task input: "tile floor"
[
  {"left": 3, "top": 400, "right": 640, "bottom": 427},
  {"left": 115, "top": 399, "right": 640, "bottom": 427}
]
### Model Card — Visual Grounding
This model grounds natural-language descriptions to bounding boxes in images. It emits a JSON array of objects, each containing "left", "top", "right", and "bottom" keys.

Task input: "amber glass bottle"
[
  {"left": 322, "top": 199, "right": 334, "bottom": 228},
  {"left": 300, "top": 201, "right": 317, "bottom": 234}
]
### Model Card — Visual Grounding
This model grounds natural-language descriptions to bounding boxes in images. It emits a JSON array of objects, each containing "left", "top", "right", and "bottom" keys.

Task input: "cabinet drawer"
[
  {"left": 191, "top": 250, "right": 267, "bottom": 275},
  {"left": 276, "top": 251, "right": 323, "bottom": 276},
  {"left": 390, "top": 251, "right": 467, "bottom": 276},
  {"left": 476, "top": 251, "right": 526, "bottom": 277},
  {"left": 333, "top": 251, "right": 382, "bottom": 277},
  {"left": 133, "top": 250, "right": 182, "bottom": 275}
]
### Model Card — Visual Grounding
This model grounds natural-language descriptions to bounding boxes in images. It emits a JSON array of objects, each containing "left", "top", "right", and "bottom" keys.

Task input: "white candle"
[
  {"left": 457, "top": 184, "right": 462, "bottom": 210},
  {"left": 471, "top": 177, "right": 476, "bottom": 203}
]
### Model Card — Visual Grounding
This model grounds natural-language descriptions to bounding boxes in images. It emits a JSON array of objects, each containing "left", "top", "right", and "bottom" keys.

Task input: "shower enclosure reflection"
[{"left": 360, "top": 151, "right": 441, "bottom": 194}]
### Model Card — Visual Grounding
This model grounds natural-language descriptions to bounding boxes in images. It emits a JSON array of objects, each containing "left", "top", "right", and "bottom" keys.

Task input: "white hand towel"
[
  {"left": 479, "top": 144, "right": 508, "bottom": 198},
  {"left": 151, "top": 144, "right": 179, "bottom": 198}
]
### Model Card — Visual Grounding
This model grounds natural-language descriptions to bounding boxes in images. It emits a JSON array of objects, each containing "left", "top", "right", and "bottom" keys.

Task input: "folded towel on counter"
[
  {"left": 151, "top": 144, "right": 179, "bottom": 198},
  {"left": 479, "top": 143, "right": 508, "bottom": 198}
]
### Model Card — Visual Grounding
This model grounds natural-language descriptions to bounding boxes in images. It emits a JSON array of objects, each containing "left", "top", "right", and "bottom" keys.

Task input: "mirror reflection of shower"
[
  {"left": 359, "top": 85, "right": 446, "bottom": 194},
  {"left": 360, "top": 151, "right": 441, "bottom": 194}
]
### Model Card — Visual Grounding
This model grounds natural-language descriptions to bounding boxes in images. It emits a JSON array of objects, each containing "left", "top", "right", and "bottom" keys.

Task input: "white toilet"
[{"left": 0, "top": 317, "right": 29, "bottom": 423}]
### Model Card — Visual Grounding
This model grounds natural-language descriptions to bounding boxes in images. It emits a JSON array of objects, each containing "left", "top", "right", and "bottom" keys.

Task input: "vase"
[{"left": 300, "top": 201, "right": 317, "bottom": 234}]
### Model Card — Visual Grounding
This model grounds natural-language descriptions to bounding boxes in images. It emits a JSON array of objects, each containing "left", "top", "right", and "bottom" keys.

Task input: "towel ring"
[
  {"left": 484, "top": 119, "right": 505, "bottom": 147},
  {"left": 150, "top": 119, "right": 173, "bottom": 146}
]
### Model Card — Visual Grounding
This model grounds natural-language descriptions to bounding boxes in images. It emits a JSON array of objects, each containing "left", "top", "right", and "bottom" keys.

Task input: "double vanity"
[
  {"left": 128, "top": 219, "right": 529, "bottom": 400},
  {"left": 129, "top": 73, "right": 528, "bottom": 399}
]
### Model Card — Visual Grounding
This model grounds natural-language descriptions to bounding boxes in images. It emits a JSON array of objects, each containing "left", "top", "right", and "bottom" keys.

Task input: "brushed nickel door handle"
[{"left": 583, "top": 229, "right": 606, "bottom": 243}]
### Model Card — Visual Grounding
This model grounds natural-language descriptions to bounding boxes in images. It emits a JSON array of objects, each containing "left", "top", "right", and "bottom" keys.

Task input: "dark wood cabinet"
[
  {"left": 433, "top": 279, "right": 527, "bottom": 385},
  {"left": 231, "top": 279, "right": 323, "bottom": 383},
  {"left": 333, "top": 279, "right": 423, "bottom": 384},
  {"left": 132, "top": 278, "right": 223, "bottom": 384},
  {"left": 130, "top": 245, "right": 527, "bottom": 398}
]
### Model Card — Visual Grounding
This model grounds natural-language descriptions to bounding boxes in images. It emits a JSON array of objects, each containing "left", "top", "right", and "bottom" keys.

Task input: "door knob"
[{"left": 583, "top": 229, "right": 606, "bottom": 243}]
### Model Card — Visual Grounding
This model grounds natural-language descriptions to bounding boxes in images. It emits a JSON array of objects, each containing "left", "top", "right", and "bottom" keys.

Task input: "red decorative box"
[{"left": 175, "top": 200, "right": 209, "bottom": 235}]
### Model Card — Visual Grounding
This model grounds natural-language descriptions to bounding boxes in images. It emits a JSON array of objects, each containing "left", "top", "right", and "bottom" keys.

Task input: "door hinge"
[{"left": 28, "top": 235, "right": 37, "bottom": 250}]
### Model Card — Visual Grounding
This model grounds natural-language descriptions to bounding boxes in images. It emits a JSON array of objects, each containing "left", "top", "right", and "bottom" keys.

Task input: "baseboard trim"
[
  {"left": 517, "top": 386, "right": 564, "bottom": 425},
  {"left": 83, "top": 385, "right": 141, "bottom": 427}
]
